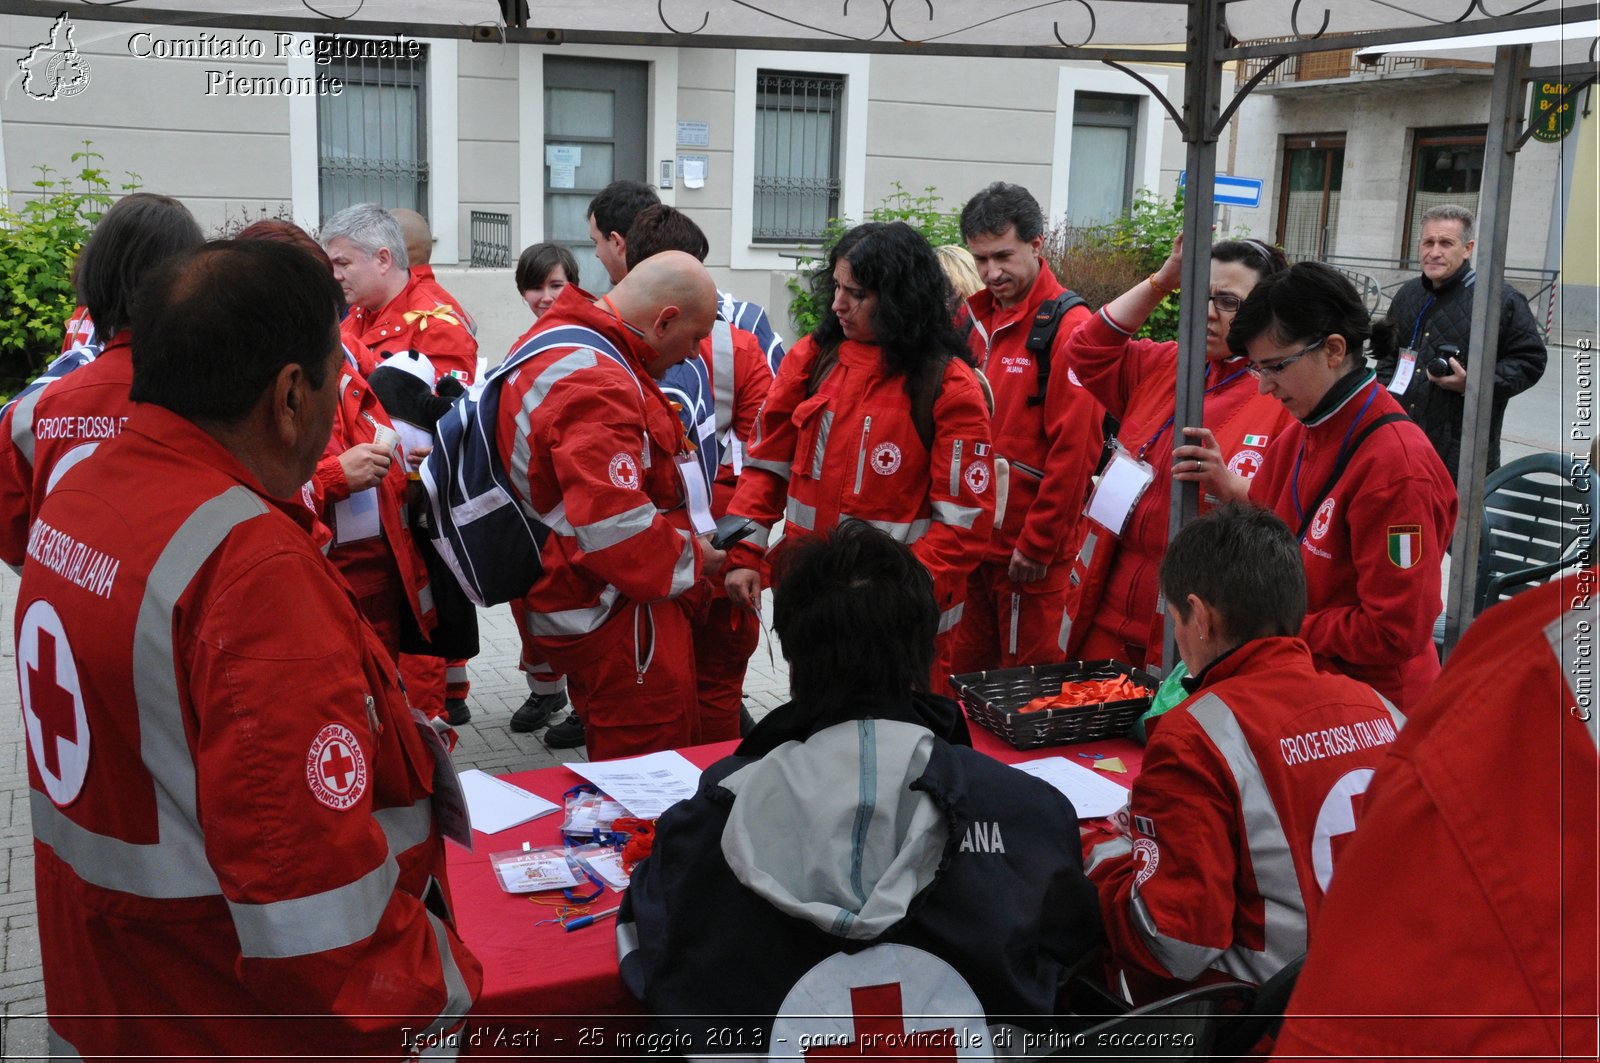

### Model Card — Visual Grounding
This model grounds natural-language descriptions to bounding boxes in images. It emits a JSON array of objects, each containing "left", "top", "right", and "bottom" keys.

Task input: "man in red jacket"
[
  {"left": 951, "top": 182, "right": 1104, "bottom": 675},
  {"left": 497, "top": 251, "right": 725, "bottom": 760},
  {"left": 17, "top": 240, "right": 480, "bottom": 1057}
]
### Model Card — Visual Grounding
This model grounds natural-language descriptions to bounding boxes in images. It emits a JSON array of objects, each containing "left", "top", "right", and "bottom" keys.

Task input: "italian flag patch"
[
  {"left": 1387, "top": 525, "right": 1423, "bottom": 569},
  {"left": 1243, "top": 434, "right": 1270, "bottom": 446}
]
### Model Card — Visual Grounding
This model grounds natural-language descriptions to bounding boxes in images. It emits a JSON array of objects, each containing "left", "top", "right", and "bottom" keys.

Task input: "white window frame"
[
  {"left": 732, "top": 50, "right": 869, "bottom": 272},
  {"left": 1050, "top": 67, "right": 1167, "bottom": 226},
  {"left": 288, "top": 34, "right": 459, "bottom": 263},
  {"left": 516, "top": 45, "right": 680, "bottom": 256}
]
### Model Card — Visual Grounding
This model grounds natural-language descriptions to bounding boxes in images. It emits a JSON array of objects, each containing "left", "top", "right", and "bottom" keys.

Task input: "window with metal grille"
[
  {"left": 753, "top": 70, "right": 843, "bottom": 243},
  {"left": 316, "top": 38, "right": 429, "bottom": 221}
]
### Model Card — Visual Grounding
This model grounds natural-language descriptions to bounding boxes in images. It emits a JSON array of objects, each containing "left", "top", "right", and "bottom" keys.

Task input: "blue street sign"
[{"left": 1178, "top": 171, "right": 1264, "bottom": 208}]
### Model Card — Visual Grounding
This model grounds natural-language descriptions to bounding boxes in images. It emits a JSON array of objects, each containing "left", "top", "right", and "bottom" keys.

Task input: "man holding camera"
[{"left": 1378, "top": 204, "right": 1546, "bottom": 482}]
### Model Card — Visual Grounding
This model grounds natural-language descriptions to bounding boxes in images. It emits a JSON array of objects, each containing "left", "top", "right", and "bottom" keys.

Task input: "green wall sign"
[{"left": 1531, "top": 82, "right": 1576, "bottom": 143}]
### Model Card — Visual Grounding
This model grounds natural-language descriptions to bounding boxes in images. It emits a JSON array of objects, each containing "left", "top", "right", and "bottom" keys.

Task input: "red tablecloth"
[{"left": 445, "top": 725, "right": 1143, "bottom": 1056}]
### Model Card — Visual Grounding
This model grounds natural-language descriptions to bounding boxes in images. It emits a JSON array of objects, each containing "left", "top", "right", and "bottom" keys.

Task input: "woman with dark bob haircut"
[
  {"left": 723, "top": 221, "right": 995, "bottom": 685},
  {"left": 514, "top": 242, "right": 580, "bottom": 319},
  {"left": 1063, "top": 233, "right": 1295, "bottom": 670},
  {"left": 1234, "top": 261, "right": 1456, "bottom": 711}
]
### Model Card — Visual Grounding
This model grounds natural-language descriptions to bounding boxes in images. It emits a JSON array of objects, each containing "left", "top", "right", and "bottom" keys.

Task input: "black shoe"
[
  {"left": 445, "top": 698, "right": 471, "bottom": 726},
  {"left": 510, "top": 690, "right": 568, "bottom": 733},
  {"left": 543, "top": 713, "right": 586, "bottom": 749}
]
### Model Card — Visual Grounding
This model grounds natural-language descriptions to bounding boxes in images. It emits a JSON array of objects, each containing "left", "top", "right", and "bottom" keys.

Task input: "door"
[
  {"left": 1277, "top": 134, "right": 1344, "bottom": 263},
  {"left": 543, "top": 58, "right": 648, "bottom": 295}
]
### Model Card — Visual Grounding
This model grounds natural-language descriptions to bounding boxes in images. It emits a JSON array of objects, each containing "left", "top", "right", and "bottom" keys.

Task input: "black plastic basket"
[{"left": 949, "top": 659, "right": 1158, "bottom": 749}]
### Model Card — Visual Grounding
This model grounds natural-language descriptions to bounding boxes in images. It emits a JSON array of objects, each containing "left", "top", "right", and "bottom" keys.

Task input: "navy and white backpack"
[{"left": 418, "top": 324, "right": 643, "bottom": 607}]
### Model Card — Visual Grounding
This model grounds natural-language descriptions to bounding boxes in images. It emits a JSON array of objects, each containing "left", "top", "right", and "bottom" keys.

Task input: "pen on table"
[{"left": 564, "top": 906, "right": 621, "bottom": 932}]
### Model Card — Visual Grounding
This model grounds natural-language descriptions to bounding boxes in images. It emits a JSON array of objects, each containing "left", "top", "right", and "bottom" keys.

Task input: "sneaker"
[
  {"left": 445, "top": 698, "right": 471, "bottom": 726},
  {"left": 543, "top": 712, "right": 586, "bottom": 749},
  {"left": 510, "top": 690, "right": 568, "bottom": 733}
]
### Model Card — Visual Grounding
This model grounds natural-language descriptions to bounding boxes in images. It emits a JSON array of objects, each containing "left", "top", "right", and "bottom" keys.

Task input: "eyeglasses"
[
  {"left": 1208, "top": 292, "right": 1244, "bottom": 313},
  {"left": 1247, "top": 337, "right": 1326, "bottom": 379}
]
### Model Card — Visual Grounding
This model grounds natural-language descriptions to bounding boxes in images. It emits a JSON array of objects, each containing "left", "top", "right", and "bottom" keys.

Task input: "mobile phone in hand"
[{"left": 710, "top": 515, "right": 756, "bottom": 551}]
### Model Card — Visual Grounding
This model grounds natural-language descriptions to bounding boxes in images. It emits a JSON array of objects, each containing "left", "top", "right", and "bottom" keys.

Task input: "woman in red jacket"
[
  {"left": 724, "top": 222, "right": 995, "bottom": 684},
  {"left": 1235, "top": 262, "right": 1456, "bottom": 710},
  {"left": 1064, "top": 235, "right": 1294, "bottom": 669}
]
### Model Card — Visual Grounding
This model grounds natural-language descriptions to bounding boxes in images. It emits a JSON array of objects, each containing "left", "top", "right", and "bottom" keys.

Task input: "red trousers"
[
  {"left": 541, "top": 600, "right": 698, "bottom": 761},
  {"left": 948, "top": 560, "right": 1072, "bottom": 676},
  {"left": 689, "top": 595, "right": 761, "bottom": 743}
]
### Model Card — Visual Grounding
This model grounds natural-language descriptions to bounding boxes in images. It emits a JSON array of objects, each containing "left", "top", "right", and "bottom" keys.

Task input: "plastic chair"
[
  {"left": 1473, "top": 450, "right": 1597, "bottom": 612},
  {"left": 1027, "top": 980, "right": 1256, "bottom": 1058}
]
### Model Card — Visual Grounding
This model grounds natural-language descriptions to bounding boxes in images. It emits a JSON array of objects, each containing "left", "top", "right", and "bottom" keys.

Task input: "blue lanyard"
[
  {"left": 1136, "top": 366, "right": 1251, "bottom": 462},
  {"left": 1291, "top": 383, "right": 1379, "bottom": 526},
  {"left": 1408, "top": 295, "right": 1435, "bottom": 350}
]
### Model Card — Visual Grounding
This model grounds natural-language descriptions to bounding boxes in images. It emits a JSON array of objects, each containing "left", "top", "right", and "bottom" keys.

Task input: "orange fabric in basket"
[{"left": 1018, "top": 676, "right": 1151, "bottom": 714}]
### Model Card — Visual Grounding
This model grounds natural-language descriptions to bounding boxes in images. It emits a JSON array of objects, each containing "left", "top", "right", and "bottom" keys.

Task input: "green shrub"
[
  {"left": 0, "top": 143, "right": 137, "bottom": 397},
  {"left": 784, "top": 183, "right": 964, "bottom": 338},
  {"left": 1045, "top": 187, "right": 1185, "bottom": 342}
]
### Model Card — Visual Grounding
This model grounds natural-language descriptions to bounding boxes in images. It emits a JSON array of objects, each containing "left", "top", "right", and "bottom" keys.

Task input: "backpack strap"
[
  {"left": 1295, "top": 413, "right": 1407, "bottom": 541},
  {"left": 1023, "top": 290, "right": 1088, "bottom": 408},
  {"left": 493, "top": 324, "right": 642, "bottom": 397}
]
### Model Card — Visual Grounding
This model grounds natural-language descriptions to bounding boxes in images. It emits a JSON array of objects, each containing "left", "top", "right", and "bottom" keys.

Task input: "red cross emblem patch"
[
  {"left": 871, "top": 442, "right": 903, "bottom": 476},
  {"left": 1226, "top": 447, "right": 1264, "bottom": 481},
  {"left": 1310, "top": 496, "right": 1337, "bottom": 541},
  {"left": 608, "top": 452, "right": 641, "bottom": 490},
  {"left": 306, "top": 723, "right": 368, "bottom": 811},
  {"left": 18, "top": 600, "right": 90, "bottom": 808}
]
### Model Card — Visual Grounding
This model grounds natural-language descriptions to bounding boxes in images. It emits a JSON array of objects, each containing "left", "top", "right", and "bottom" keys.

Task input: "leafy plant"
[
  {"left": 0, "top": 142, "right": 139, "bottom": 396},
  {"left": 784, "top": 183, "right": 964, "bottom": 337},
  {"left": 1043, "top": 187, "right": 1185, "bottom": 342},
  {"left": 211, "top": 202, "right": 297, "bottom": 240}
]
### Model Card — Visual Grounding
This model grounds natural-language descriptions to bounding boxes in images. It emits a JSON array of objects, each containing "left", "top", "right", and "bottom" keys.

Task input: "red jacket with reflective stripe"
[
  {"left": 0, "top": 332, "right": 136, "bottom": 569},
  {"left": 493, "top": 287, "right": 705, "bottom": 664},
  {"left": 1087, "top": 636, "right": 1402, "bottom": 998},
  {"left": 727, "top": 335, "right": 995, "bottom": 624},
  {"left": 314, "top": 338, "right": 435, "bottom": 635},
  {"left": 1275, "top": 571, "right": 1598, "bottom": 1061},
  {"left": 700, "top": 321, "right": 774, "bottom": 512},
  {"left": 1249, "top": 375, "right": 1457, "bottom": 711},
  {"left": 18, "top": 404, "right": 480, "bottom": 1057},
  {"left": 343, "top": 271, "right": 478, "bottom": 385},
  {"left": 1063, "top": 311, "right": 1295, "bottom": 658},
  {"left": 966, "top": 266, "right": 1102, "bottom": 567}
]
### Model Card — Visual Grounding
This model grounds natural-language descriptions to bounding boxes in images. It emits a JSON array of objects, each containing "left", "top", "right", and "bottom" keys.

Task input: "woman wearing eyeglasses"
[
  {"left": 1061, "top": 234, "right": 1295, "bottom": 671},
  {"left": 1234, "top": 262, "right": 1456, "bottom": 711}
]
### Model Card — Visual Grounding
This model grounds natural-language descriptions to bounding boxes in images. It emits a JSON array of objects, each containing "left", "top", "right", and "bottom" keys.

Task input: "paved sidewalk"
[{"left": 0, "top": 565, "right": 786, "bottom": 1060}]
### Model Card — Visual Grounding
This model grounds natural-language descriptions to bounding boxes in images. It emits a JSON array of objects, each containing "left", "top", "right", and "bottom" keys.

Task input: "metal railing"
[
  {"left": 1317, "top": 253, "right": 1560, "bottom": 337},
  {"left": 1238, "top": 38, "right": 1492, "bottom": 87},
  {"left": 470, "top": 211, "right": 513, "bottom": 268}
]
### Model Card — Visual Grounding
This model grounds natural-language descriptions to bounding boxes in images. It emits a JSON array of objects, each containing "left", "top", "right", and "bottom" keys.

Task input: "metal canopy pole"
[
  {"left": 1442, "top": 42, "right": 1533, "bottom": 655},
  {"left": 1160, "top": 0, "right": 1225, "bottom": 671}
]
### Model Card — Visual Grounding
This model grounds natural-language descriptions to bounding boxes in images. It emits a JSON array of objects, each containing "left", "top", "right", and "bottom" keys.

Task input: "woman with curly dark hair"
[{"left": 723, "top": 221, "right": 994, "bottom": 685}]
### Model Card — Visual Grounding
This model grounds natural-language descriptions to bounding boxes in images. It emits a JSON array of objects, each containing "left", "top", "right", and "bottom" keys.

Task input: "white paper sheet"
[
  {"left": 459, "top": 769, "right": 561, "bottom": 834},
  {"left": 332, "top": 488, "right": 381, "bottom": 546},
  {"left": 1012, "top": 756, "right": 1132, "bottom": 819},
  {"left": 580, "top": 848, "right": 632, "bottom": 890},
  {"left": 1388, "top": 349, "right": 1418, "bottom": 394},
  {"left": 568, "top": 750, "right": 702, "bottom": 818},
  {"left": 550, "top": 162, "right": 577, "bottom": 189},
  {"left": 1084, "top": 450, "right": 1155, "bottom": 535},
  {"left": 682, "top": 157, "right": 706, "bottom": 189}
]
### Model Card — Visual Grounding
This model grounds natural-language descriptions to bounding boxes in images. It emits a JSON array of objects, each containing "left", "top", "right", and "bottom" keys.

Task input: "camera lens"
[{"left": 1427, "top": 357, "right": 1452, "bottom": 377}]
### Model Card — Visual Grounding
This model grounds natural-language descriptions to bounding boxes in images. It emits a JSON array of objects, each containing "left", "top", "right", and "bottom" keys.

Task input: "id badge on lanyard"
[
  {"left": 1388, "top": 349, "right": 1419, "bottom": 394},
  {"left": 675, "top": 453, "right": 716, "bottom": 533},
  {"left": 1084, "top": 443, "right": 1156, "bottom": 536},
  {"left": 412, "top": 708, "right": 472, "bottom": 848}
]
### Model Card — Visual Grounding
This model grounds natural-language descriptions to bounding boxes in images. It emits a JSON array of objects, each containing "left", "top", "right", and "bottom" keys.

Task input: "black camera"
[{"left": 1427, "top": 343, "right": 1462, "bottom": 379}]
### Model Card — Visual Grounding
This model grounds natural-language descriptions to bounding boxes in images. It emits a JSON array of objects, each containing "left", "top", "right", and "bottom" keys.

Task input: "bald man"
[{"left": 494, "top": 251, "right": 724, "bottom": 759}]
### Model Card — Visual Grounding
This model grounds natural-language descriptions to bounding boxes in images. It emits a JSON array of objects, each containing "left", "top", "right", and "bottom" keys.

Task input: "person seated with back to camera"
[
  {"left": 619, "top": 521, "right": 1102, "bottom": 1055},
  {"left": 1087, "top": 503, "right": 1404, "bottom": 1006}
]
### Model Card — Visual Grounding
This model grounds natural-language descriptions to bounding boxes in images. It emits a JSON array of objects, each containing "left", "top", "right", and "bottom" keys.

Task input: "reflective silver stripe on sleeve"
[
  {"left": 573, "top": 501, "right": 657, "bottom": 554},
  {"left": 44, "top": 441, "right": 101, "bottom": 496},
  {"left": 937, "top": 602, "right": 964, "bottom": 635},
  {"left": 1374, "top": 692, "right": 1405, "bottom": 731},
  {"left": 1099, "top": 306, "right": 1135, "bottom": 336},
  {"left": 711, "top": 320, "right": 736, "bottom": 437},
  {"left": 411, "top": 907, "right": 476, "bottom": 1050},
  {"left": 1079, "top": 529, "right": 1099, "bottom": 569},
  {"left": 930, "top": 500, "right": 983, "bottom": 530},
  {"left": 1011, "top": 460, "right": 1045, "bottom": 480},
  {"left": 785, "top": 496, "right": 817, "bottom": 533},
  {"left": 375, "top": 797, "right": 436, "bottom": 856},
  {"left": 949, "top": 439, "right": 963, "bottom": 499},
  {"left": 743, "top": 456, "right": 792, "bottom": 481},
  {"left": 10, "top": 385, "right": 45, "bottom": 466},
  {"left": 669, "top": 528, "right": 697, "bottom": 598},
  {"left": 616, "top": 918, "right": 640, "bottom": 963},
  {"left": 853, "top": 516, "right": 931, "bottom": 544},
  {"left": 1084, "top": 835, "right": 1131, "bottom": 876},
  {"left": 229, "top": 858, "right": 400, "bottom": 959},
  {"left": 1186, "top": 693, "right": 1309, "bottom": 983},
  {"left": 32, "top": 487, "right": 269, "bottom": 898},
  {"left": 524, "top": 585, "right": 621, "bottom": 638},
  {"left": 811, "top": 409, "right": 834, "bottom": 479},
  {"left": 1128, "top": 888, "right": 1222, "bottom": 980},
  {"left": 416, "top": 581, "right": 436, "bottom": 616},
  {"left": 509, "top": 349, "right": 601, "bottom": 509},
  {"left": 1546, "top": 605, "right": 1598, "bottom": 747},
  {"left": 742, "top": 521, "right": 773, "bottom": 551}
]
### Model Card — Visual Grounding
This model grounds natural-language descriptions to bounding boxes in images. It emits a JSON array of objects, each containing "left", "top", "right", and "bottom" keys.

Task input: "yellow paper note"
[{"left": 1092, "top": 757, "right": 1127, "bottom": 774}]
